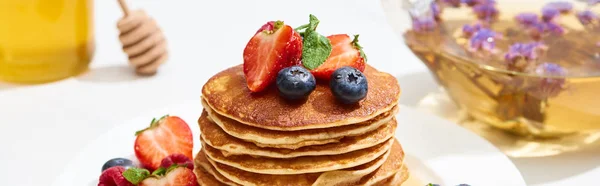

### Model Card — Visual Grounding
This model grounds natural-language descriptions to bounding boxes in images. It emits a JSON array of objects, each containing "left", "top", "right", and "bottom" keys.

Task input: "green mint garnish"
[
  {"left": 122, "top": 167, "right": 150, "bottom": 185},
  {"left": 351, "top": 34, "right": 367, "bottom": 62},
  {"left": 151, "top": 167, "right": 167, "bottom": 176},
  {"left": 166, "top": 164, "right": 182, "bottom": 173},
  {"left": 300, "top": 14, "right": 332, "bottom": 70}
]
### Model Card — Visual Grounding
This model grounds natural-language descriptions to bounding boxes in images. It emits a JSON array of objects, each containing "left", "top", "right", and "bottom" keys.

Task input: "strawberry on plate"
[
  {"left": 310, "top": 34, "right": 367, "bottom": 80},
  {"left": 134, "top": 115, "right": 193, "bottom": 171},
  {"left": 98, "top": 166, "right": 135, "bottom": 186},
  {"left": 139, "top": 166, "right": 198, "bottom": 186},
  {"left": 243, "top": 21, "right": 302, "bottom": 92}
]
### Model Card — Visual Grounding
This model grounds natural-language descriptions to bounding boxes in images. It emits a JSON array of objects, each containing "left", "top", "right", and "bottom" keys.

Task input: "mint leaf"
[
  {"left": 351, "top": 34, "right": 367, "bottom": 62},
  {"left": 122, "top": 168, "right": 150, "bottom": 185},
  {"left": 300, "top": 14, "right": 332, "bottom": 70},
  {"left": 151, "top": 167, "right": 167, "bottom": 176},
  {"left": 166, "top": 164, "right": 181, "bottom": 173},
  {"left": 294, "top": 24, "right": 309, "bottom": 31}
]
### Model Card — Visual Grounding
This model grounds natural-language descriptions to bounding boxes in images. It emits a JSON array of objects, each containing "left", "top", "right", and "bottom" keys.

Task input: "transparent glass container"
[
  {"left": 383, "top": 0, "right": 600, "bottom": 157},
  {"left": 0, "top": 0, "right": 95, "bottom": 84}
]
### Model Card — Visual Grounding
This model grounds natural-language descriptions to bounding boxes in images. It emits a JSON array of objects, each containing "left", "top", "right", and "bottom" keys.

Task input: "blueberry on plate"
[
  {"left": 276, "top": 66, "right": 316, "bottom": 100},
  {"left": 101, "top": 157, "right": 134, "bottom": 172},
  {"left": 330, "top": 66, "right": 368, "bottom": 104}
]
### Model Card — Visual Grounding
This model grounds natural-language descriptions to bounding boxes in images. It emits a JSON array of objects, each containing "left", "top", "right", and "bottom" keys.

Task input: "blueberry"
[
  {"left": 102, "top": 158, "right": 134, "bottom": 172},
  {"left": 330, "top": 67, "right": 368, "bottom": 104},
  {"left": 276, "top": 66, "right": 316, "bottom": 100}
]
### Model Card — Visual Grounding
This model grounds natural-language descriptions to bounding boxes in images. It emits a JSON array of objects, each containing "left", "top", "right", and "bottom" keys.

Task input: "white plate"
[{"left": 51, "top": 101, "right": 525, "bottom": 186}]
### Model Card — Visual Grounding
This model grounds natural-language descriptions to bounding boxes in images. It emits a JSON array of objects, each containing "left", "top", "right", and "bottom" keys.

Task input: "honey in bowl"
[
  {"left": 401, "top": 0, "right": 600, "bottom": 157},
  {"left": 0, "top": 0, "right": 94, "bottom": 84}
]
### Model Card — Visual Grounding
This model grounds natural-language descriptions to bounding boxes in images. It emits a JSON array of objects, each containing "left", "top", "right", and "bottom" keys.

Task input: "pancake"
[
  {"left": 201, "top": 65, "right": 401, "bottom": 131},
  {"left": 199, "top": 110, "right": 397, "bottom": 158},
  {"left": 195, "top": 164, "right": 228, "bottom": 186},
  {"left": 202, "top": 99, "right": 398, "bottom": 148},
  {"left": 198, "top": 139, "right": 406, "bottom": 186},
  {"left": 358, "top": 140, "right": 406, "bottom": 185},
  {"left": 202, "top": 139, "right": 393, "bottom": 175},
  {"left": 370, "top": 167, "right": 409, "bottom": 186},
  {"left": 199, "top": 145, "right": 390, "bottom": 186},
  {"left": 195, "top": 152, "right": 241, "bottom": 186}
]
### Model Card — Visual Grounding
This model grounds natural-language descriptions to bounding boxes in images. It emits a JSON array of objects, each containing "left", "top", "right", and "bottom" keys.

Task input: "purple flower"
[
  {"left": 515, "top": 13, "right": 540, "bottom": 26},
  {"left": 462, "top": 0, "right": 495, "bottom": 6},
  {"left": 543, "top": 2, "right": 573, "bottom": 14},
  {"left": 443, "top": 0, "right": 462, "bottom": 7},
  {"left": 541, "top": 7, "right": 560, "bottom": 22},
  {"left": 589, "top": 0, "right": 600, "bottom": 5},
  {"left": 412, "top": 15, "right": 437, "bottom": 32},
  {"left": 528, "top": 21, "right": 565, "bottom": 39},
  {"left": 535, "top": 63, "right": 567, "bottom": 76},
  {"left": 473, "top": 3, "right": 499, "bottom": 22},
  {"left": 431, "top": 2, "right": 443, "bottom": 21},
  {"left": 577, "top": 10, "right": 598, "bottom": 26},
  {"left": 468, "top": 28, "right": 501, "bottom": 52},
  {"left": 462, "top": 23, "right": 483, "bottom": 37},
  {"left": 529, "top": 63, "right": 567, "bottom": 98},
  {"left": 505, "top": 42, "right": 548, "bottom": 62}
]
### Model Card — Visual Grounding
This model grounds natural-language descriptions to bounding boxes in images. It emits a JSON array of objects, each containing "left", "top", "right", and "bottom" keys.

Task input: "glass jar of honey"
[{"left": 0, "top": 0, "right": 94, "bottom": 84}]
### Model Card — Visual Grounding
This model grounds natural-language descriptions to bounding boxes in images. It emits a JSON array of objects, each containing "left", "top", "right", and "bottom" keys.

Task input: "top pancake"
[{"left": 201, "top": 64, "right": 401, "bottom": 131}]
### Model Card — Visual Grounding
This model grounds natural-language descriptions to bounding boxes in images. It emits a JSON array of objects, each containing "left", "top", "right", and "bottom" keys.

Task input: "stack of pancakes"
[{"left": 194, "top": 65, "right": 407, "bottom": 186}]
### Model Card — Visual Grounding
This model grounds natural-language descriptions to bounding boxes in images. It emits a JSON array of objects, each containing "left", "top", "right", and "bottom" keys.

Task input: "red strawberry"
[
  {"left": 134, "top": 115, "right": 193, "bottom": 171},
  {"left": 98, "top": 166, "right": 134, "bottom": 186},
  {"left": 310, "top": 34, "right": 366, "bottom": 80},
  {"left": 243, "top": 21, "right": 302, "bottom": 92},
  {"left": 139, "top": 167, "right": 198, "bottom": 186},
  {"left": 160, "top": 154, "right": 194, "bottom": 170}
]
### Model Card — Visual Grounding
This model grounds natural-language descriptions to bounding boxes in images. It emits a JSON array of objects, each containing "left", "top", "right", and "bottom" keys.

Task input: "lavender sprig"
[
  {"left": 576, "top": 10, "right": 599, "bottom": 26},
  {"left": 442, "top": 0, "right": 462, "bottom": 7},
  {"left": 543, "top": 1, "right": 573, "bottom": 14},
  {"left": 462, "top": 23, "right": 484, "bottom": 37},
  {"left": 528, "top": 21, "right": 565, "bottom": 39},
  {"left": 541, "top": 7, "right": 560, "bottom": 22},
  {"left": 468, "top": 28, "right": 501, "bottom": 52},
  {"left": 515, "top": 13, "right": 540, "bottom": 26},
  {"left": 504, "top": 42, "right": 548, "bottom": 71},
  {"left": 529, "top": 63, "right": 567, "bottom": 98},
  {"left": 473, "top": 3, "right": 499, "bottom": 22},
  {"left": 431, "top": 2, "right": 443, "bottom": 21},
  {"left": 462, "top": 0, "right": 496, "bottom": 7},
  {"left": 411, "top": 15, "right": 437, "bottom": 32}
]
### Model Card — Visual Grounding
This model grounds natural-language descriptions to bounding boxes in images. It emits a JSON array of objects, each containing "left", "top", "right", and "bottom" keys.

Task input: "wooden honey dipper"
[{"left": 116, "top": 0, "right": 168, "bottom": 75}]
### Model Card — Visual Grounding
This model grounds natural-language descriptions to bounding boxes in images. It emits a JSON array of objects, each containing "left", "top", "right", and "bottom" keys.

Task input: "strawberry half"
[
  {"left": 139, "top": 167, "right": 198, "bottom": 186},
  {"left": 243, "top": 21, "right": 302, "bottom": 92},
  {"left": 134, "top": 115, "right": 193, "bottom": 171},
  {"left": 310, "top": 34, "right": 366, "bottom": 80}
]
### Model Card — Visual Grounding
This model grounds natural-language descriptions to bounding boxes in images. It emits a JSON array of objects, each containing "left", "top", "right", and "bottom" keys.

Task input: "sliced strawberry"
[
  {"left": 139, "top": 167, "right": 198, "bottom": 186},
  {"left": 134, "top": 115, "right": 193, "bottom": 171},
  {"left": 310, "top": 34, "right": 366, "bottom": 80},
  {"left": 243, "top": 21, "right": 302, "bottom": 92}
]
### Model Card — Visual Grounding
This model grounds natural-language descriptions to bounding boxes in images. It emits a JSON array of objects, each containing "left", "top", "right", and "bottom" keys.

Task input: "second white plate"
[{"left": 52, "top": 101, "right": 525, "bottom": 186}]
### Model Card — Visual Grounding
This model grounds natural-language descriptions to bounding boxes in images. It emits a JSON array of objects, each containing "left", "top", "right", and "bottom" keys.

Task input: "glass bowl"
[{"left": 382, "top": 0, "right": 600, "bottom": 157}]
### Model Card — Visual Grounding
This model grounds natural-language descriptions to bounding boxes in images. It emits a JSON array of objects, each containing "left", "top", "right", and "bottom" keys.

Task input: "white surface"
[
  {"left": 0, "top": 0, "right": 587, "bottom": 185},
  {"left": 50, "top": 103, "right": 526, "bottom": 186},
  {"left": 397, "top": 71, "right": 600, "bottom": 186}
]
